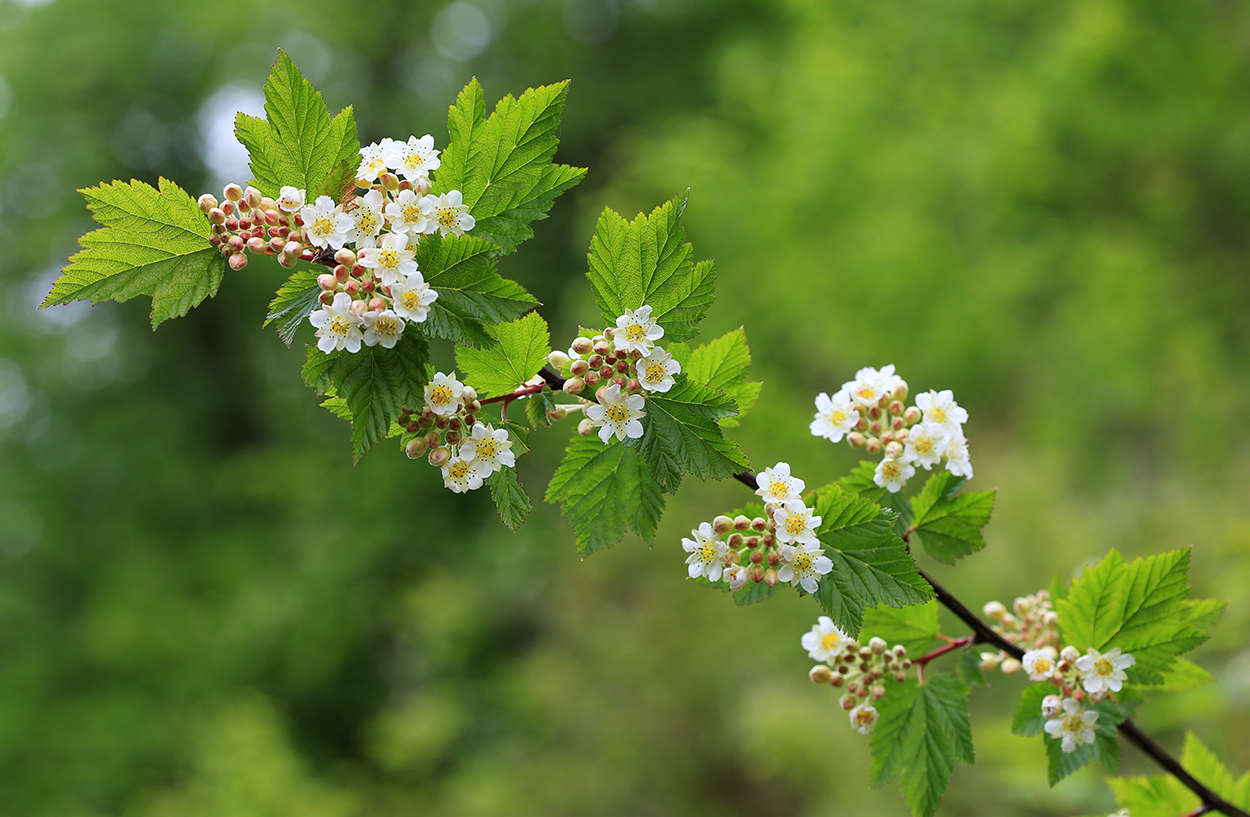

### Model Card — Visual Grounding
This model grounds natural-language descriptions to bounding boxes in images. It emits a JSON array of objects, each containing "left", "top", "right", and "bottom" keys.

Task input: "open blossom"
[
  {"left": 424, "top": 371, "right": 464, "bottom": 416},
  {"left": 1044, "top": 697, "right": 1099, "bottom": 753},
  {"left": 422, "top": 190, "right": 476, "bottom": 236},
  {"left": 773, "top": 500, "right": 822, "bottom": 545},
  {"left": 442, "top": 455, "right": 484, "bottom": 493},
  {"left": 386, "top": 188, "right": 433, "bottom": 235},
  {"left": 682, "top": 522, "right": 727, "bottom": 581},
  {"left": 778, "top": 540, "right": 833, "bottom": 593},
  {"left": 301, "top": 195, "right": 355, "bottom": 250},
  {"left": 756, "top": 462, "right": 806, "bottom": 504},
  {"left": 845, "top": 365, "right": 901, "bottom": 408},
  {"left": 460, "top": 423, "right": 516, "bottom": 477},
  {"left": 810, "top": 390, "right": 859, "bottom": 443},
  {"left": 389, "top": 273, "right": 438, "bottom": 323},
  {"left": 945, "top": 435, "right": 973, "bottom": 479},
  {"left": 903, "top": 422, "right": 949, "bottom": 470},
  {"left": 637, "top": 347, "right": 681, "bottom": 392},
  {"left": 585, "top": 384, "right": 646, "bottom": 443},
  {"left": 357, "top": 138, "right": 394, "bottom": 182},
  {"left": 849, "top": 704, "right": 880, "bottom": 735},
  {"left": 915, "top": 389, "right": 968, "bottom": 432},
  {"left": 386, "top": 134, "right": 441, "bottom": 181},
  {"left": 351, "top": 189, "right": 386, "bottom": 248},
  {"left": 276, "top": 186, "right": 305, "bottom": 213},
  {"left": 1023, "top": 648, "right": 1059, "bottom": 682},
  {"left": 801, "top": 616, "right": 848, "bottom": 663},
  {"left": 362, "top": 309, "right": 406, "bottom": 348},
  {"left": 874, "top": 456, "right": 915, "bottom": 493},
  {"left": 613, "top": 305, "right": 665, "bottom": 355},
  {"left": 1076, "top": 647, "right": 1135, "bottom": 695},
  {"left": 309, "top": 292, "right": 363, "bottom": 354},
  {"left": 358, "top": 232, "right": 418, "bottom": 287},
  {"left": 723, "top": 563, "right": 749, "bottom": 591}
]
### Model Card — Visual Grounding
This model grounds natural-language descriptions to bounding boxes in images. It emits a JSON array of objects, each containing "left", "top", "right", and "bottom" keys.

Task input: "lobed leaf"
[
  {"left": 487, "top": 466, "right": 532, "bottom": 531},
  {"left": 860, "top": 601, "right": 940, "bottom": 658},
  {"left": 908, "top": 471, "right": 995, "bottom": 564},
  {"left": 264, "top": 269, "right": 323, "bottom": 347},
  {"left": 546, "top": 434, "right": 665, "bottom": 555},
  {"left": 455, "top": 312, "right": 551, "bottom": 398},
  {"left": 668, "top": 328, "right": 761, "bottom": 427},
  {"left": 1108, "top": 732, "right": 1250, "bottom": 817},
  {"left": 416, "top": 233, "right": 538, "bottom": 347},
  {"left": 628, "top": 375, "right": 749, "bottom": 493},
  {"left": 839, "top": 460, "right": 913, "bottom": 534}
]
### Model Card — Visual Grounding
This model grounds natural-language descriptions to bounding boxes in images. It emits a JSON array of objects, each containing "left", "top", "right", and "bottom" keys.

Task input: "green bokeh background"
[{"left": 2, "top": 0, "right": 1249, "bottom": 814}]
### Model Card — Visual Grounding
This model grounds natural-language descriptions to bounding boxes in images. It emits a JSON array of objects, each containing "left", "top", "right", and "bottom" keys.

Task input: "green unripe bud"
[
  {"left": 713, "top": 515, "right": 734, "bottom": 534},
  {"left": 810, "top": 665, "right": 834, "bottom": 685},
  {"left": 572, "top": 337, "right": 593, "bottom": 355},
  {"left": 548, "top": 350, "right": 571, "bottom": 369},
  {"left": 903, "top": 406, "right": 922, "bottom": 425},
  {"left": 577, "top": 418, "right": 595, "bottom": 436}
]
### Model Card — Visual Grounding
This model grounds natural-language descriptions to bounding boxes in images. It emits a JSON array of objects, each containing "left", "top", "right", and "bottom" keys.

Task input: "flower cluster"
[
  {"left": 399, "top": 372, "right": 517, "bottom": 493},
  {"left": 803, "top": 616, "right": 914, "bottom": 736},
  {"left": 197, "top": 183, "right": 320, "bottom": 271},
  {"left": 810, "top": 365, "right": 972, "bottom": 492}
]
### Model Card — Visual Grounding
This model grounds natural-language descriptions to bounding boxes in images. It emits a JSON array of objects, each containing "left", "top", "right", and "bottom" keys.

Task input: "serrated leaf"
[
  {"left": 487, "top": 467, "right": 531, "bottom": 531},
  {"left": 669, "top": 328, "right": 761, "bottom": 427},
  {"left": 908, "top": 471, "right": 995, "bottom": 564},
  {"left": 264, "top": 269, "right": 322, "bottom": 346},
  {"left": 437, "top": 79, "right": 585, "bottom": 254},
  {"left": 956, "top": 649, "right": 988, "bottom": 687},
  {"left": 861, "top": 601, "right": 940, "bottom": 658},
  {"left": 1155, "top": 658, "right": 1216, "bottom": 692},
  {"left": 320, "top": 395, "right": 352, "bottom": 421},
  {"left": 870, "top": 674, "right": 974, "bottom": 817},
  {"left": 455, "top": 312, "right": 551, "bottom": 398},
  {"left": 586, "top": 193, "right": 715, "bottom": 343},
  {"left": 1012, "top": 684, "right": 1054, "bottom": 738},
  {"left": 43, "top": 178, "right": 224, "bottom": 329},
  {"left": 839, "top": 460, "right": 913, "bottom": 534},
  {"left": 811, "top": 485, "right": 933, "bottom": 637},
  {"left": 1108, "top": 732, "right": 1250, "bottom": 817},
  {"left": 524, "top": 389, "right": 558, "bottom": 429},
  {"left": 628, "top": 375, "right": 749, "bottom": 493},
  {"left": 233, "top": 50, "right": 359, "bottom": 198},
  {"left": 416, "top": 233, "right": 538, "bottom": 347},
  {"left": 546, "top": 434, "right": 665, "bottom": 555}
]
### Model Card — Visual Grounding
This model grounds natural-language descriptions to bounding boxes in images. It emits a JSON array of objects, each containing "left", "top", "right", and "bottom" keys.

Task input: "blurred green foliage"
[{"left": 1, "top": 0, "right": 1249, "bottom": 814}]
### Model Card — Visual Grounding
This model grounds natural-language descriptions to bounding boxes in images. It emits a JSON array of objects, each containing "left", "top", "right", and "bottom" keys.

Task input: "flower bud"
[
  {"left": 871, "top": 685, "right": 886, "bottom": 700},
  {"left": 425, "top": 431, "right": 441, "bottom": 448},
  {"left": 903, "top": 406, "right": 922, "bottom": 425},
  {"left": 427, "top": 446, "right": 451, "bottom": 467},
  {"left": 767, "top": 551, "right": 780, "bottom": 567},
  {"left": 226, "top": 235, "right": 244, "bottom": 252},
  {"left": 847, "top": 432, "right": 867, "bottom": 448},
  {"left": 548, "top": 350, "right": 571, "bottom": 370},
  {"left": 228, "top": 253, "right": 248, "bottom": 270},
  {"left": 548, "top": 406, "right": 568, "bottom": 422},
  {"left": 724, "top": 549, "right": 740, "bottom": 567},
  {"left": 1041, "top": 694, "right": 1062, "bottom": 719},
  {"left": 1060, "top": 645, "right": 1081, "bottom": 663},
  {"left": 894, "top": 428, "right": 909, "bottom": 441},
  {"left": 584, "top": 371, "right": 601, "bottom": 387},
  {"left": 732, "top": 515, "right": 751, "bottom": 531},
  {"left": 869, "top": 637, "right": 888, "bottom": 655},
  {"left": 889, "top": 400, "right": 904, "bottom": 415},
  {"left": 223, "top": 183, "right": 243, "bottom": 202},
  {"left": 762, "top": 533, "right": 774, "bottom": 546},
  {"left": 221, "top": 200, "right": 236, "bottom": 217},
  {"left": 748, "top": 549, "right": 763, "bottom": 564},
  {"left": 577, "top": 418, "right": 595, "bottom": 436},
  {"left": 198, "top": 193, "right": 218, "bottom": 212},
  {"left": 319, "top": 291, "right": 335, "bottom": 306},
  {"left": 892, "top": 382, "right": 908, "bottom": 401},
  {"left": 893, "top": 645, "right": 907, "bottom": 658},
  {"left": 563, "top": 377, "right": 586, "bottom": 396},
  {"left": 343, "top": 280, "right": 360, "bottom": 296},
  {"left": 615, "top": 359, "right": 629, "bottom": 374},
  {"left": 983, "top": 601, "right": 1007, "bottom": 621},
  {"left": 379, "top": 172, "right": 400, "bottom": 191},
  {"left": 314, "top": 274, "right": 336, "bottom": 291},
  {"left": 244, "top": 186, "right": 262, "bottom": 208},
  {"left": 604, "top": 355, "right": 617, "bottom": 365},
  {"left": 246, "top": 236, "right": 267, "bottom": 254},
  {"left": 810, "top": 665, "right": 834, "bottom": 685},
  {"left": 1000, "top": 658, "right": 1022, "bottom": 675},
  {"left": 839, "top": 694, "right": 858, "bottom": 711},
  {"left": 405, "top": 437, "right": 428, "bottom": 459},
  {"left": 869, "top": 421, "right": 883, "bottom": 435},
  {"left": 868, "top": 406, "right": 882, "bottom": 420},
  {"left": 368, "top": 296, "right": 386, "bottom": 312},
  {"left": 610, "top": 375, "right": 626, "bottom": 388},
  {"left": 414, "top": 176, "right": 432, "bottom": 196},
  {"left": 593, "top": 341, "right": 611, "bottom": 357},
  {"left": 763, "top": 568, "right": 779, "bottom": 588},
  {"left": 727, "top": 532, "right": 744, "bottom": 548},
  {"left": 282, "top": 241, "right": 303, "bottom": 258},
  {"left": 891, "top": 416, "right": 905, "bottom": 430},
  {"left": 464, "top": 414, "right": 476, "bottom": 427},
  {"left": 865, "top": 437, "right": 882, "bottom": 454},
  {"left": 445, "top": 431, "right": 461, "bottom": 445},
  {"left": 572, "top": 337, "right": 593, "bottom": 355},
  {"left": 884, "top": 441, "right": 903, "bottom": 459},
  {"left": 587, "top": 355, "right": 603, "bottom": 370},
  {"left": 208, "top": 207, "right": 226, "bottom": 225},
  {"left": 712, "top": 515, "right": 734, "bottom": 534},
  {"left": 599, "top": 365, "right": 613, "bottom": 378},
  {"left": 567, "top": 360, "right": 590, "bottom": 379},
  {"left": 625, "top": 377, "right": 640, "bottom": 392}
]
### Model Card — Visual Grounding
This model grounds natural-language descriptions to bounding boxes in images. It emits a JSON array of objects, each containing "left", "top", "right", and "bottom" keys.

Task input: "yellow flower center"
[
  {"left": 379, "top": 249, "right": 399, "bottom": 268},
  {"left": 915, "top": 437, "right": 933, "bottom": 455},
  {"left": 792, "top": 552, "right": 813, "bottom": 572},
  {"left": 767, "top": 481, "right": 789, "bottom": 499},
  {"left": 1034, "top": 658, "right": 1052, "bottom": 674},
  {"left": 830, "top": 410, "right": 846, "bottom": 424},
  {"left": 329, "top": 316, "right": 351, "bottom": 335},
  {"left": 477, "top": 438, "right": 499, "bottom": 459},
  {"left": 854, "top": 709, "right": 875, "bottom": 727},
  {"left": 785, "top": 515, "right": 806, "bottom": 536},
  {"left": 1064, "top": 714, "right": 1085, "bottom": 732},
  {"left": 624, "top": 323, "right": 647, "bottom": 342},
  {"left": 821, "top": 633, "right": 841, "bottom": 651},
  {"left": 403, "top": 204, "right": 422, "bottom": 223},
  {"left": 437, "top": 207, "right": 457, "bottom": 228},
  {"left": 856, "top": 386, "right": 876, "bottom": 401},
  {"left": 881, "top": 461, "right": 900, "bottom": 479},
  {"left": 400, "top": 290, "right": 422, "bottom": 310},
  {"left": 1095, "top": 657, "right": 1114, "bottom": 677},
  {"left": 405, "top": 154, "right": 424, "bottom": 170},
  {"left": 313, "top": 217, "right": 334, "bottom": 237},
  {"left": 430, "top": 385, "right": 453, "bottom": 405},
  {"left": 931, "top": 407, "right": 947, "bottom": 424},
  {"left": 700, "top": 542, "right": 718, "bottom": 561},
  {"left": 645, "top": 362, "right": 666, "bottom": 382},
  {"left": 374, "top": 315, "right": 399, "bottom": 335},
  {"left": 605, "top": 404, "right": 629, "bottom": 423},
  {"left": 358, "top": 211, "right": 378, "bottom": 232},
  {"left": 447, "top": 460, "right": 470, "bottom": 478}
]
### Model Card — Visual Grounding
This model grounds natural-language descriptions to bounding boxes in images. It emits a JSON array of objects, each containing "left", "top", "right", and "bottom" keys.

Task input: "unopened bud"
[
  {"left": 593, "top": 341, "right": 611, "bottom": 357},
  {"left": 810, "top": 665, "right": 834, "bottom": 685},
  {"left": 208, "top": 207, "right": 226, "bottom": 225},
  {"left": 865, "top": 437, "right": 882, "bottom": 454},
  {"left": 903, "top": 406, "right": 922, "bottom": 425},
  {"left": 848, "top": 432, "right": 867, "bottom": 448},
  {"left": 983, "top": 601, "right": 1007, "bottom": 621},
  {"left": 246, "top": 236, "right": 267, "bottom": 254},
  {"left": 282, "top": 241, "right": 303, "bottom": 258},
  {"left": 434, "top": 416, "right": 449, "bottom": 430},
  {"left": 428, "top": 446, "right": 451, "bottom": 466},
  {"left": 749, "top": 517, "right": 765, "bottom": 532},
  {"left": 368, "top": 296, "right": 386, "bottom": 312},
  {"left": 892, "top": 382, "right": 908, "bottom": 401},
  {"left": 889, "top": 400, "right": 904, "bottom": 415},
  {"left": 379, "top": 172, "right": 400, "bottom": 191},
  {"left": 868, "top": 406, "right": 882, "bottom": 420},
  {"left": 767, "top": 551, "right": 780, "bottom": 567},
  {"left": 891, "top": 416, "right": 905, "bottom": 430},
  {"left": 414, "top": 176, "right": 432, "bottom": 196},
  {"left": 1000, "top": 658, "right": 1022, "bottom": 675},
  {"left": 405, "top": 437, "right": 428, "bottom": 459},
  {"left": 461, "top": 386, "right": 477, "bottom": 403},
  {"left": 198, "top": 193, "right": 218, "bottom": 212},
  {"left": 895, "top": 672, "right": 907, "bottom": 683},
  {"left": 228, "top": 253, "right": 248, "bottom": 270},
  {"left": 548, "top": 350, "right": 571, "bottom": 369},
  {"left": 894, "top": 428, "right": 909, "bottom": 441},
  {"left": 830, "top": 674, "right": 845, "bottom": 687},
  {"left": 227, "top": 235, "right": 244, "bottom": 252},
  {"left": 577, "top": 418, "right": 595, "bottom": 436},
  {"left": 549, "top": 406, "right": 568, "bottom": 421},
  {"left": 625, "top": 378, "right": 640, "bottom": 392},
  {"left": 885, "top": 441, "right": 903, "bottom": 459},
  {"left": 979, "top": 652, "right": 1001, "bottom": 670},
  {"left": 747, "top": 550, "right": 762, "bottom": 564},
  {"left": 563, "top": 377, "right": 586, "bottom": 395},
  {"left": 221, "top": 200, "right": 236, "bottom": 216},
  {"left": 729, "top": 515, "right": 749, "bottom": 532},
  {"left": 713, "top": 515, "right": 734, "bottom": 534},
  {"left": 727, "top": 532, "right": 744, "bottom": 548},
  {"left": 893, "top": 645, "right": 907, "bottom": 658},
  {"left": 223, "top": 183, "right": 243, "bottom": 202},
  {"left": 869, "top": 637, "right": 888, "bottom": 655},
  {"left": 744, "top": 536, "right": 759, "bottom": 548},
  {"left": 1041, "top": 694, "right": 1062, "bottom": 719},
  {"left": 871, "top": 685, "right": 886, "bottom": 700},
  {"left": 572, "top": 337, "right": 593, "bottom": 355},
  {"left": 333, "top": 264, "right": 350, "bottom": 282},
  {"left": 587, "top": 355, "right": 603, "bottom": 369},
  {"left": 882, "top": 431, "right": 895, "bottom": 444},
  {"left": 584, "top": 371, "right": 601, "bottom": 387},
  {"left": 319, "top": 291, "right": 335, "bottom": 306},
  {"left": 869, "top": 421, "right": 883, "bottom": 435},
  {"left": 317, "top": 274, "right": 337, "bottom": 290},
  {"left": 570, "top": 360, "right": 590, "bottom": 377},
  {"left": 763, "top": 568, "right": 779, "bottom": 588},
  {"left": 839, "top": 694, "right": 858, "bottom": 711},
  {"left": 445, "top": 431, "right": 461, "bottom": 445},
  {"left": 425, "top": 431, "right": 441, "bottom": 448},
  {"left": 762, "top": 533, "right": 774, "bottom": 546},
  {"left": 334, "top": 247, "right": 356, "bottom": 267},
  {"left": 605, "top": 355, "right": 617, "bottom": 365},
  {"left": 1060, "top": 646, "right": 1081, "bottom": 663},
  {"left": 343, "top": 281, "right": 360, "bottom": 296},
  {"left": 244, "top": 186, "right": 262, "bottom": 208},
  {"left": 599, "top": 365, "right": 613, "bottom": 378}
]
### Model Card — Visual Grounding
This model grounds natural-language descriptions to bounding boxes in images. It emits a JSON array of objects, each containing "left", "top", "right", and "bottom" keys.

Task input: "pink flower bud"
[
  {"left": 592, "top": 341, "right": 611, "bottom": 357},
  {"left": 220, "top": 200, "right": 235, "bottom": 216},
  {"left": 405, "top": 437, "right": 428, "bottom": 459},
  {"left": 548, "top": 406, "right": 568, "bottom": 421},
  {"left": 584, "top": 371, "right": 600, "bottom": 387},
  {"left": 570, "top": 360, "right": 589, "bottom": 377},
  {"left": 334, "top": 265, "right": 350, "bottom": 282},
  {"left": 198, "top": 193, "right": 218, "bottom": 212},
  {"left": 319, "top": 291, "right": 335, "bottom": 306},
  {"left": 572, "top": 337, "right": 593, "bottom": 355},
  {"left": 414, "top": 176, "right": 432, "bottom": 195},
  {"left": 577, "top": 418, "right": 595, "bottom": 436},
  {"left": 317, "top": 274, "right": 337, "bottom": 290},
  {"left": 563, "top": 377, "right": 586, "bottom": 396},
  {"left": 334, "top": 248, "right": 357, "bottom": 267},
  {"left": 350, "top": 299, "right": 367, "bottom": 317},
  {"left": 368, "top": 297, "right": 386, "bottom": 312},
  {"left": 427, "top": 446, "right": 451, "bottom": 467},
  {"left": 763, "top": 568, "right": 779, "bottom": 588},
  {"left": 223, "top": 183, "right": 243, "bottom": 202},
  {"left": 246, "top": 237, "right": 267, "bottom": 253},
  {"left": 282, "top": 241, "right": 302, "bottom": 257},
  {"left": 228, "top": 253, "right": 248, "bottom": 270},
  {"left": 380, "top": 172, "right": 400, "bottom": 191},
  {"left": 207, "top": 207, "right": 226, "bottom": 225}
]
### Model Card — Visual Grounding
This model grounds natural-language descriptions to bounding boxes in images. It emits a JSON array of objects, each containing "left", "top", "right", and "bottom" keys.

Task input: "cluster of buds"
[
  {"left": 401, "top": 372, "right": 517, "bottom": 493},
  {"left": 548, "top": 305, "right": 681, "bottom": 444},
  {"left": 978, "top": 590, "right": 1060, "bottom": 674},
  {"left": 803, "top": 617, "right": 913, "bottom": 735},
  {"left": 809, "top": 365, "right": 972, "bottom": 492},
  {"left": 198, "top": 183, "right": 313, "bottom": 272}
]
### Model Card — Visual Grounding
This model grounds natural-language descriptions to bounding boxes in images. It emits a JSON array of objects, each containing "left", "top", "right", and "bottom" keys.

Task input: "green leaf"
[
  {"left": 437, "top": 79, "right": 585, "bottom": 254},
  {"left": 416, "top": 233, "right": 538, "bottom": 347},
  {"left": 956, "top": 649, "right": 988, "bottom": 687},
  {"left": 487, "top": 467, "right": 531, "bottom": 531},
  {"left": 1155, "top": 658, "right": 1216, "bottom": 692},
  {"left": 839, "top": 461, "right": 913, "bottom": 534},
  {"left": 264, "top": 269, "right": 323, "bottom": 346},
  {"left": 668, "top": 328, "right": 761, "bottom": 428},
  {"left": 586, "top": 193, "right": 716, "bottom": 343},
  {"left": 908, "top": 471, "right": 996, "bottom": 564},
  {"left": 1108, "top": 732, "right": 1250, "bottom": 817},
  {"left": 524, "top": 389, "right": 558, "bottom": 429},
  {"left": 546, "top": 434, "right": 665, "bottom": 555},
  {"left": 42, "top": 178, "right": 224, "bottom": 329},
  {"left": 301, "top": 331, "right": 430, "bottom": 462},
  {"left": 319, "top": 395, "right": 352, "bottom": 421},
  {"left": 870, "top": 674, "right": 974, "bottom": 817},
  {"left": 455, "top": 312, "right": 551, "bottom": 398},
  {"left": 1011, "top": 683, "right": 1054, "bottom": 738},
  {"left": 811, "top": 485, "right": 933, "bottom": 637},
  {"left": 233, "top": 50, "right": 359, "bottom": 199},
  {"left": 1044, "top": 696, "right": 1128, "bottom": 785},
  {"left": 1057, "top": 548, "right": 1204, "bottom": 684},
  {"left": 628, "top": 375, "right": 749, "bottom": 493},
  {"left": 861, "top": 601, "right": 940, "bottom": 658}
]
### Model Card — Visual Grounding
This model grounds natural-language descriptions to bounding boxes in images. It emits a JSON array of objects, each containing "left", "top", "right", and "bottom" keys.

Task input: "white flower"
[
  {"left": 773, "top": 500, "right": 822, "bottom": 545},
  {"left": 1041, "top": 694, "right": 1063, "bottom": 720},
  {"left": 389, "top": 273, "right": 438, "bottom": 323},
  {"left": 1044, "top": 697, "right": 1099, "bottom": 753},
  {"left": 361, "top": 309, "right": 406, "bottom": 349},
  {"left": 915, "top": 389, "right": 968, "bottom": 432},
  {"left": 460, "top": 423, "right": 516, "bottom": 477},
  {"left": 1075, "top": 647, "right": 1135, "bottom": 696},
  {"left": 442, "top": 454, "right": 484, "bottom": 493},
  {"left": 386, "top": 134, "right": 441, "bottom": 181},
  {"left": 1022, "top": 648, "right": 1059, "bottom": 682},
  {"left": 873, "top": 457, "right": 915, "bottom": 493},
  {"left": 386, "top": 188, "right": 433, "bottom": 235},
  {"left": 902, "top": 422, "right": 949, "bottom": 471},
  {"left": 845, "top": 365, "right": 899, "bottom": 408},
  {"left": 277, "top": 186, "right": 305, "bottom": 213},
  {"left": 756, "top": 463, "right": 805, "bottom": 505},
  {"left": 358, "top": 231, "right": 418, "bottom": 287},
  {"left": 810, "top": 390, "right": 859, "bottom": 443},
  {"left": 422, "top": 190, "right": 476, "bottom": 236},
  {"left": 682, "top": 522, "right": 727, "bottom": 582},
  {"left": 350, "top": 189, "right": 386, "bottom": 249},
  {"left": 424, "top": 371, "right": 465, "bottom": 416},
  {"left": 612, "top": 305, "right": 665, "bottom": 355},
  {"left": 944, "top": 434, "right": 974, "bottom": 479},
  {"left": 849, "top": 704, "right": 880, "bottom": 735},
  {"left": 356, "top": 139, "right": 394, "bottom": 183},
  {"left": 309, "top": 292, "right": 363, "bottom": 354},
  {"left": 300, "top": 195, "right": 355, "bottom": 250},
  {"left": 801, "top": 616, "right": 849, "bottom": 663},
  {"left": 778, "top": 540, "right": 833, "bottom": 593},
  {"left": 636, "top": 346, "right": 681, "bottom": 392},
  {"left": 585, "top": 384, "right": 646, "bottom": 444},
  {"left": 723, "top": 563, "right": 749, "bottom": 591}
]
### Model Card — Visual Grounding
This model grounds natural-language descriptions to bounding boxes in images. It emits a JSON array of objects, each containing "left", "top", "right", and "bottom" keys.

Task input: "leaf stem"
[{"left": 914, "top": 635, "right": 975, "bottom": 668}]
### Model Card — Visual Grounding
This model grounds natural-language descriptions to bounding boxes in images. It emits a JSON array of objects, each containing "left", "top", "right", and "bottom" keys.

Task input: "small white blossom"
[
  {"left": 361, "top": 309, "right": 406, "bottom": 349},
  {"left": 424, "top": 371, "right": 465, "bottom": 417},
  {"left": 682, "top": 522, "right": 727, "bottom": 582},
  {"left": 386, "top": 134, "right": 441, "bottom": 181},
  {"left": 810, "top": 390, "right": 859, "bottom": 443},
  {"left": 460, "top": 423, "right": 516, "bottom": 477},
  {"left": 301, "top": 195, "right": 355, "bottom": 250},
  {"left": 386, "top": 188, "right": 434, "bottom": 235},
  {"left": 778, "top": 540, "right": 833, "bottom": 594},
  {"left": 442, "top": 455, "right": 484, "bottom": 493},
  {"left": 849, "top": 704, "right": 880, "bottom": 735},
  {"left": 915, "top": 389, "right": 968, "bottom": 432},
  {"left": 903, "top": 422, "right": 949, "bottom": 471},
  {"left": 1044, "top": 697, "right": 1099, "bottom": 753},
  {"left": 637, "top": 346, "right": 681, "bottom": 393},
  {"left": 755, "top": 462, "right": 806, "bottom": 505},
  {"left": 309, "top": 292, "right": 363, "bottom": 354},
  {"left": 358, "top": 232, "right": 418, "bottom": 287},
  {"left": 1075, "top": 647, "right": 1135, "bottom": 696},
  {"left": 613, "top": 305, "right": 665, "bottom": 355},
  {"left": 585, "top": 384, "right": 646, "bottom": 443},
  {"left": 801, "top": 616, "right": 849, "bottom": 663},
  {"left": 277, "top": 186, "right": 305, "bottom": 213},
  {"left": 1041, "top": 694, "right": 1063, "bottom": 720},
  {"left": 773, "top": 500, "right": 822, "bottom": 545},
  {"left": 389, "top": 273, "right": 438, "bottom": 323},
  {"left": 1022, "top": 648, "right": 1059, "bottom": 682},
  {"left": 945, "top": 434, "right": 974, "bottom": 479},
  {"left": 723, "top": 563, "right": 749, "bottom": 591},
  {"left": 422, "top": 190, "right": 476, "bottom": 236},
  {"left": 873, "top": 456, "right": 915, "bottom": 493},
  {"left": 357, "top": 139, "right": 394, "bottom": 183},
  {"left": 350, "top": 189, "right": 386, "bottom": 248},
  {"left": 845, "top": 365, "right": 900, "bottom": 408}
]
